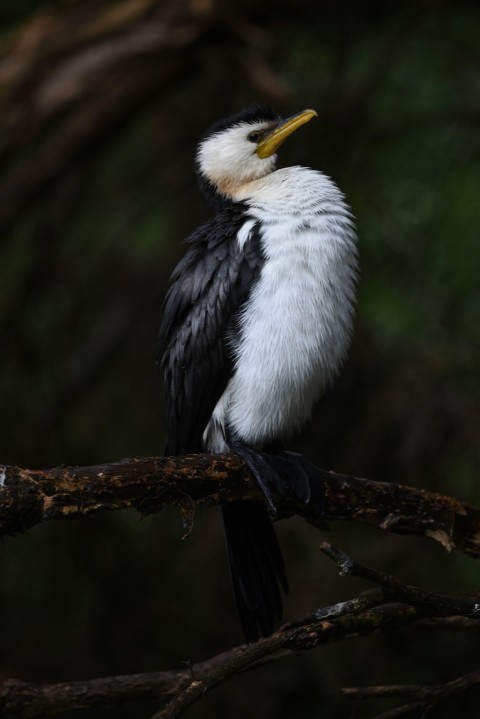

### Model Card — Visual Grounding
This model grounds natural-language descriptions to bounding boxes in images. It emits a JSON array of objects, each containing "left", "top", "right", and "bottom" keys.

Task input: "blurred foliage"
[{"left": 0, "top": 0, "right": 479, "bottom": 717}]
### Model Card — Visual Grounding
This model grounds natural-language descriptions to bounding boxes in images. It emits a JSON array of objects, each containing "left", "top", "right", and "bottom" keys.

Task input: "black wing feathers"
[
  {"left": 158, "top": 204, "right": 263, "bottom": 455},
  {"left": 159, "top": 201, "right": 289, "bottom": 643}
]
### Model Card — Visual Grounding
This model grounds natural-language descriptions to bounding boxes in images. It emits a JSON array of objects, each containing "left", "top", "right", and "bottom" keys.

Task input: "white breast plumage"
[{"left": 203, "top": 166, "right": 358, "bottom": 452}]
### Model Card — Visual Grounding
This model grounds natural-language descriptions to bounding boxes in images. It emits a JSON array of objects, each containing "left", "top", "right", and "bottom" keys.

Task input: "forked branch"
[{"left": 1, "top": 542, "right": 479, "bottom": 719}]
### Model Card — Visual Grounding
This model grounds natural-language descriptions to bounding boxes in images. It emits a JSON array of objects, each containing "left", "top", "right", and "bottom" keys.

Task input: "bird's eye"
[{"left": 247, "top": 130, "right": 261, "bottom": 143}]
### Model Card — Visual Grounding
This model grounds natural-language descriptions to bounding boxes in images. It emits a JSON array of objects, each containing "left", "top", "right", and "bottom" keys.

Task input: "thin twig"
[
  {"left": 283, "top": 587, "right": 392, "bottom": 628},
  {"left": 345, "top": 667, "right": 480, "bottom": 701},
  {"left": 370, "top": 700, "right": 430, "bottom": 719},
  {"left": 320, "top": 542, "right": 480, "bottom": 616},
  {"left": 351, "top": 668, "right": 480, "bottom": 718}
]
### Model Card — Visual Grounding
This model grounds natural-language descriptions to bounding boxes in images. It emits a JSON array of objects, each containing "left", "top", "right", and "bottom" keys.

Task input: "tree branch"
[
  {"left": 344, "top": 669, "right": 480, "bottom": 719},
  {"left": 319, "top": 541, "right": 480, "bottom": 616},
  {"left": 0, "top": 601, "right": 460, "bottom": 719},
  {"left": 2, "top": 541, "right": 479, "bottom": 719},
  {"left": 0, "top": 0, "right": 292, "bottom": 234},
  {"left": 1, "top": 454, "right": 479, "bottom": 560}
]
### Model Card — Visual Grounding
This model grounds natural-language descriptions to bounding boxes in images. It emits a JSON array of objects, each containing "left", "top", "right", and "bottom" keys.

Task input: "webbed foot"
[{"left": 232, "top": 442, "right": 324, "bottom": 518}]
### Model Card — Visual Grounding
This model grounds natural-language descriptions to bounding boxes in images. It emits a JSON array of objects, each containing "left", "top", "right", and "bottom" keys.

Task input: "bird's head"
[{"left": 196, "top": 106, "right": 317, "bottom": 207}]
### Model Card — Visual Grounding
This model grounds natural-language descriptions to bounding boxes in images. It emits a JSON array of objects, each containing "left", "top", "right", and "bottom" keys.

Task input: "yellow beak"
[{"left": 256, "top": 109, "right": 318, "bottom": 159}]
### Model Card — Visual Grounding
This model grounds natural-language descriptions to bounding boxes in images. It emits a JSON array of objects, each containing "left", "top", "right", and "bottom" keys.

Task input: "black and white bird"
[{"left": 158, "top": 106, "right": 358, "bottom": 643}]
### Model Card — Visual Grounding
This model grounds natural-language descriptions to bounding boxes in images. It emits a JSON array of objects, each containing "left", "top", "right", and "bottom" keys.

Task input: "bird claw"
[
  {"left": 279, "top": 451, "right": 325, "bottom": 517},
  {"left": 232, "top": 444, "right": 282, "bottom": 516},
  {"left": 232, "top": 444, "right": 324, "bottom": 519}
]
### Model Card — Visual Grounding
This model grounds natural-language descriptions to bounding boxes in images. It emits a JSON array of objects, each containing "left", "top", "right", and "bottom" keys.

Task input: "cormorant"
[{"left": 158, "top": 106, "right": 358, "bottom": 643}]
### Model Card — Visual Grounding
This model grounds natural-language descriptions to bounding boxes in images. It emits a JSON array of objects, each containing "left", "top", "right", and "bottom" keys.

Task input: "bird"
[{"left": 158, "top": 105, "right": 358, "bottom": 643}]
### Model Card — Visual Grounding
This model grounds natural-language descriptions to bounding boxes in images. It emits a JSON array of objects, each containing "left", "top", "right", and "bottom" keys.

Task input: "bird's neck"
[
  {"left": 196, "top": 174, "right": 243, "bottom": 213},
  {"left": 202, "top": 166, "right": 338, "bottom": 215},
  {"left": 233, "top": 166, "right": 333, "bottom": 210},
  {"left": 198, "top": 167, "right": 277, "bottom": 213}
]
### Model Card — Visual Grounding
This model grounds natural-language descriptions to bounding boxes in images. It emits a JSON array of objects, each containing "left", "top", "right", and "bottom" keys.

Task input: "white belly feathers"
[{"left": 203, "top": 166, "right": 358, "bottom": 452}]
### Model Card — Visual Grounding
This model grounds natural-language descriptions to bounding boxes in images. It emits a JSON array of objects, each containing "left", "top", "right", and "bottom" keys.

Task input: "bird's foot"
[
  {"left": 232, "top": 444, "right": 324, "bottom": 518},
  {"left": 274, "top": 450, "right": 325, "bottom": 517},
  {"left": 232, "top": 444, "right": 287, "bottom": 516}
]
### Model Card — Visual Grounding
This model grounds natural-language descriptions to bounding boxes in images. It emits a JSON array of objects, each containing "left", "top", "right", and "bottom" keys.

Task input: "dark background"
[{"left": 0, "top": 1, "right": 479, "bottom": 717}]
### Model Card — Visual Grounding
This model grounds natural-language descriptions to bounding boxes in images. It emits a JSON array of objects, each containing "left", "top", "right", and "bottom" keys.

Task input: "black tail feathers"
[{"left": 222, "top": 500, "right": 289, "bottom": 643}]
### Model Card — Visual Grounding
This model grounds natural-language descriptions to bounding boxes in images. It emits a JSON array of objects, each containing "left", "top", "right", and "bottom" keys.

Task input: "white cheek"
[{"left": 197, "top": 127, "right": 276, "bottom": 190}]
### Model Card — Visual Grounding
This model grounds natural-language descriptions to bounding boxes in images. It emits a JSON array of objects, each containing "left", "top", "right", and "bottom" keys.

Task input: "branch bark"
[
  {"left": 0, "top": 0, "right": 293, "bottom": 234},
  {"left": 1, "top": 454, "right": 479, "bottom": 560},
  {"left": 1, "top": 548, "right": 478, "bottom": 719},
  {"left": 0, "top": 601, "right": 467, "bottom": 719},
  {"left": 1, "top": 453, "right": 479, "bottom": 717}
]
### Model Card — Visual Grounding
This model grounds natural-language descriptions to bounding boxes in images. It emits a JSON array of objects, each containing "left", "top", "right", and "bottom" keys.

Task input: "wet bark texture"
[{"left": 1, "top": 454, "right": 479, "bottom": 559}]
